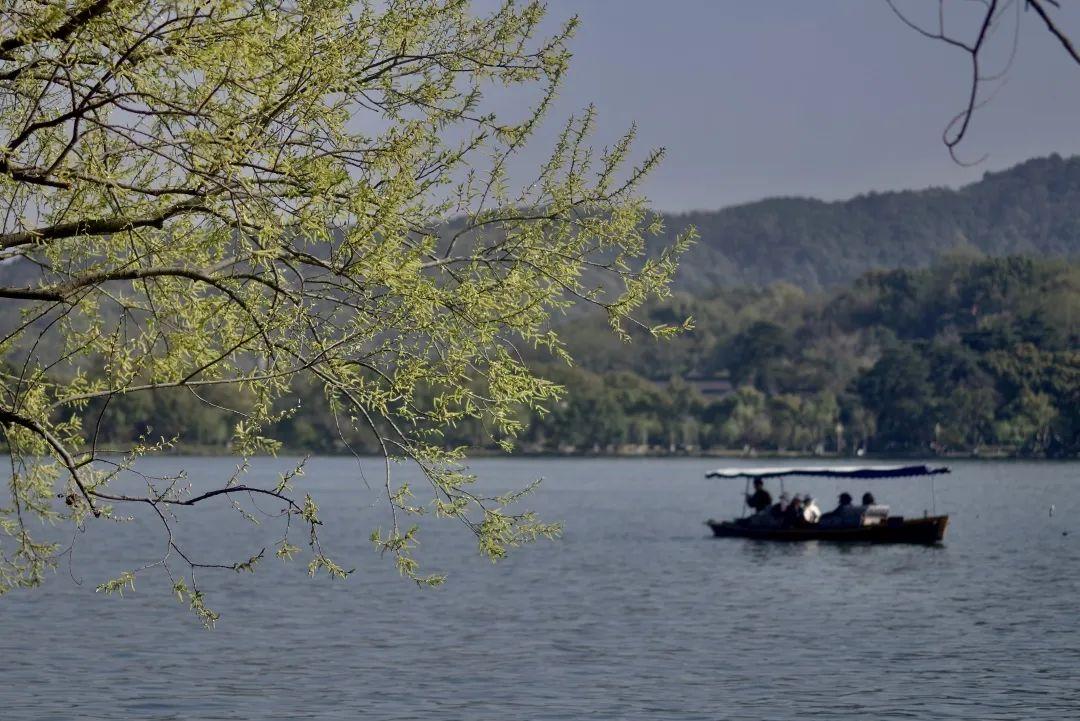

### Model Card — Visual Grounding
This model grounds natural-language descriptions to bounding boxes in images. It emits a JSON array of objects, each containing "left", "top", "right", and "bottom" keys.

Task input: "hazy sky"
[{"left": 485, "top": 1, "right": 1080, "bottom": 212}]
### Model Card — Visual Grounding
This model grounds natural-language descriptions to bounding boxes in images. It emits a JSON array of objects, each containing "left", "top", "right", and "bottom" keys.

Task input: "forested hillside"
[
  {"left": 69, "top": 256, "right": 1078, "bottom": 458},
  {"left": 6, "top": 156, "right": 1079, "bottom": 458},
  {"left": 660, "top": 154, "right": 1080, "bottom": 291},
  {"left": 515, "top": 256, "right": 1078, "bottom": 457}
]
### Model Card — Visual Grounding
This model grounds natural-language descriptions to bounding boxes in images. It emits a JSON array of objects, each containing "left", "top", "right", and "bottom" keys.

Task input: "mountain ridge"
[{"left": 655, "top": 153, "right": 1080, "bottom": 292}]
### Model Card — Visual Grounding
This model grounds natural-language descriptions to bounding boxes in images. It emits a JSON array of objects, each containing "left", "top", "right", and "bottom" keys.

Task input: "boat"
[
  {"left": 705, "top": 515, "right": 949, "bottom": 544},
  {"left": 704, "top": 464, "right": 950, "bottom": 545}
]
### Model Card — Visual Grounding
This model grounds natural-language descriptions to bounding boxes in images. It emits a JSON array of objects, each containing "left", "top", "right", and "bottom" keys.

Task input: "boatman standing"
[{"left": 746, "top": 478, "right": 773, "bottom": 513}]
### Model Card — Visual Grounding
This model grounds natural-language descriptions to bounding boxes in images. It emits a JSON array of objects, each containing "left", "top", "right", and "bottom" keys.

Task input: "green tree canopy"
[{"left": 0, "top": 0, "right": 688, "bottom": 621}]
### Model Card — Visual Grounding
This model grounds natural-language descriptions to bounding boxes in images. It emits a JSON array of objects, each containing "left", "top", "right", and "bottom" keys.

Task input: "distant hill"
[
  {"left": 657, "top": 154, "right": 1080, "bottom": 292},
  {"left": 7, "top": 153, "right": 1080, "bottom": 301}
]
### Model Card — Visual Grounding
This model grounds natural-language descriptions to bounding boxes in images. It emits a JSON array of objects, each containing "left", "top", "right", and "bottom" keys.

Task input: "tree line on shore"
[{"left": 69, "top": 254, "right": 1078, "bottom": 458}]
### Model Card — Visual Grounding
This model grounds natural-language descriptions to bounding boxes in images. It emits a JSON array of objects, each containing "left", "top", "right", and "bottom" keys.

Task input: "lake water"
[{"left": 1, "top": 457, "right": 1078, "bottom": 720}]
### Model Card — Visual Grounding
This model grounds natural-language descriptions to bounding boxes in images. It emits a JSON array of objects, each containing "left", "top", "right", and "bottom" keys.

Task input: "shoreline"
[{"left": 79, "top": 445, "right": 1079, "bottom": 461}]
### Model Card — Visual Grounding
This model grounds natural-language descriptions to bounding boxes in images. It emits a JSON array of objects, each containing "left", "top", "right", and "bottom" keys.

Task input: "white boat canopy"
[{"left": 705, "top": 464, "right": 950, "bottom": 480}]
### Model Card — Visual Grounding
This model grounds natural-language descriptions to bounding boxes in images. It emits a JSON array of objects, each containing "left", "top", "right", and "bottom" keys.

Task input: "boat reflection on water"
[{"left": 704, "top": 464, "right": 951, "bottom": 545}]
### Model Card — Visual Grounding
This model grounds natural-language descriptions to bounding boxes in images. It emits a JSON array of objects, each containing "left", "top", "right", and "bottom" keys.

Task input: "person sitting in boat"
[
  {"left": 783, "top": 495, "right": 808, "bottom": 527},
  {"left": 834, "top": 492, "right": 853, "bottom": 512},
  {"left": 769, "top": 491, "right": 790, "bottom": 519},
  {"left": 802, "top": 494, "right": 821, "bottom": 524},
  {"left": 818, "top": 492, "right": 859, "bottom": 528},
  {"left": 858, "top": 491, "right": 890, "bottom": 526},
  {"left": 745, "top": 478, "right": 773, "bottom": 513}
]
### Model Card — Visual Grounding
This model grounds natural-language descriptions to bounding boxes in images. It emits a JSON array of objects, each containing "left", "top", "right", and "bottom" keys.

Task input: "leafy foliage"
[{"left": 0, "top": 0, "right": 687, "bottom": 613}]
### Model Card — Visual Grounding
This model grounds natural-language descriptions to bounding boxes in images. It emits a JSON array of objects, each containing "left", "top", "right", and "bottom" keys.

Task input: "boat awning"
[{"left": 705, "top": 464, "right": 950, "bottom": 480}]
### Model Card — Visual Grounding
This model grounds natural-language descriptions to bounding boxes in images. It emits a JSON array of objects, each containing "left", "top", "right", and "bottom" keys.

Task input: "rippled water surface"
[{"left": 2, "top": 457, "right": 1079, "bottom": 720}]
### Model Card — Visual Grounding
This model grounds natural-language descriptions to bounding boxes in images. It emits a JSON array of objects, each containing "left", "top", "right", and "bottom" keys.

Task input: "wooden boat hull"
[{"left": 705, "top": 515, "right": 949, "bottom": 544}]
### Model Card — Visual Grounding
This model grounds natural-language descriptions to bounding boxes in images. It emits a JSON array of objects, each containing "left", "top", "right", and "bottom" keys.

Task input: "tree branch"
[
  {"left": 0, "top": 406, "right": 98, "bottom": 515},
  {"left": 0, "top": 198, "right": 206, "bottom": 250}
]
